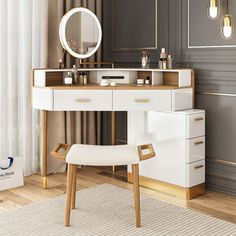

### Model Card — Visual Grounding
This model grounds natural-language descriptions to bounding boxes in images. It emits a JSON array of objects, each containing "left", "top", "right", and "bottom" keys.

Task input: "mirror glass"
[{"left": 59, "top": 8, "right": 102, "bottom": 59}]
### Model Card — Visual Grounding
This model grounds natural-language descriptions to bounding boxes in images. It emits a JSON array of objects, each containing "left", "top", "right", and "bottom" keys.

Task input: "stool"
[{"left": 51, "top": 143, "right": 155, "bottom": 228}]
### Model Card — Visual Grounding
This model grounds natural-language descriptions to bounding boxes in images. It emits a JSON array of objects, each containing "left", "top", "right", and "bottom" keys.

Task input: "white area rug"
[{"left": 0, "top": 184, "right": 236, "bottom": 236}]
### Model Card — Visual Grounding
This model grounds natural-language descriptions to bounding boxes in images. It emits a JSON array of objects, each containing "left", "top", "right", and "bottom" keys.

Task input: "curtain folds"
[
  {"left": 47, "top": 0, "right": 103, "bottom": 174},
  {"left": 0, "top": 0, "right": 102, "bottom": 175},
  {"left": 0, "top": 0, "right": 48, "bottom": 175}
]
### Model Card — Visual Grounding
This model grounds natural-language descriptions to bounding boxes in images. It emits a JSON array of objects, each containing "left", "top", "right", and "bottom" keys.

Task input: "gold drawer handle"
[
  {"left": 75, "top": 98, "right": 91, "bottom": 103},
  {"left": 194, "top": 141, "right": 204, "bottom": 145},
  {"left": 194, "top": 117, "right": 204, "bottom": 121},
  {"left": 194, "top": 165, "right": 204, "bottom": 170},
  {"left": 134, "top": 99, "right": 150, "bottom": 103}
]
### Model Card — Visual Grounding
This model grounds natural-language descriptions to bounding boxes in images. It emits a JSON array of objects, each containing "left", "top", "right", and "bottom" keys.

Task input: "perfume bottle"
[
  {"left": 141, "top": 50, "right": 150, "bottom": 68},
  {"left": 167, "top": 55, "right": 173, "bottom": 69},
  {"left": 159, "top": 48, "right": 168, "bottom": 69},
  {"left": 83, "top": 73, "right": 88, "bottom": 85},
  {"left": 64, "top": 72, "right": 73, "bottom": 86},
  {"left": 79, "top": 73, "right": 84, "bottom": 85},
  {"left": 72, "top": 65, "right": 78, "bottom": 84}
]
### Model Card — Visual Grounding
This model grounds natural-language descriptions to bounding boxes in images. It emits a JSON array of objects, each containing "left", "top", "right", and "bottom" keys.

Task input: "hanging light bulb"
[
  {"left": 221, "top": 0, "right": 233, "bottom": 39},
  {"left": 208, "top": 0, "right": 218, "bottom": 19},
  {"left": 222, "top": 14, "right": 233, "bottom": 39}
]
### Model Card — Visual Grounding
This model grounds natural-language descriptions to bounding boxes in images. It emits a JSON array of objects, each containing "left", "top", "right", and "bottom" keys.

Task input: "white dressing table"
[
  {"left": 33, "top": 7, "right": 205, "bottom": 199},
  {"left": 32, "top": 68, "right": 205, "bottom": 199}
]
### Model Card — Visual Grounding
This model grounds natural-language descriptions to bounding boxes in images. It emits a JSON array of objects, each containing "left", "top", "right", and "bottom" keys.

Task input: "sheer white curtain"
[{"left": 0, "top": 0, "right": 48, "bottom": 176}]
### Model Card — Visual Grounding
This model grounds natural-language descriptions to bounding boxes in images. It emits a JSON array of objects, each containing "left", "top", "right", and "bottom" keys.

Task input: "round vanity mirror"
[{"left": 59, "top": 7, "right": 102, "bottom": 59}]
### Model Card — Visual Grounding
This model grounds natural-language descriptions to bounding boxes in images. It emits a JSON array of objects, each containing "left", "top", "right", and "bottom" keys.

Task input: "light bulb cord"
[{"left": 226, "top": 0, "right": 229, "bottom": 15}]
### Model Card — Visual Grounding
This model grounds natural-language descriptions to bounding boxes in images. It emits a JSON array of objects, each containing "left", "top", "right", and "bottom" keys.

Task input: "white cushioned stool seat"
[
  {"left": 66, "top": 144, "right": 140, "bottom": 166},
  {"left": 59, "top": 142, "right": 155, "bottom": 227}
]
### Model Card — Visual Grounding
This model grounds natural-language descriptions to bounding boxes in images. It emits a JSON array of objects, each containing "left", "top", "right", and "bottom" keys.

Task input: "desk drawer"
[
  {"left": 113, "top": 90, "right": 172, "bottom": 111},
  {"left": 186, "top": 160, "right": 205, "bottom": 187},
  {"left": 186, "top": 113, "right": 205, "bottom": 139},
  {"left": 54, "top": 90, "right": 112, "bottom": 111},
  {"left": 186, "top": 136, "right": 205, "bottom": 163}
]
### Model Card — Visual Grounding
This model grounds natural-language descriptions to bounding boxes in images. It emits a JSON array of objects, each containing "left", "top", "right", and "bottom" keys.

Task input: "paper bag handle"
[{"left": 0, "top": 157, "right": 14, "bottom": 170}]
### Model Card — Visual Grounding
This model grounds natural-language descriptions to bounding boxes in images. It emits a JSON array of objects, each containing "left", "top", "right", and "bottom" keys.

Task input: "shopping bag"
[{"left": 0, "top": 157, "right": 24, "bottom": 191}]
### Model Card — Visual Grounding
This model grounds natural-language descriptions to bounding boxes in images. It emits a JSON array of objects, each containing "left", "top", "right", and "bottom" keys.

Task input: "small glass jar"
[
  {"left": 83, "top": 73, "right": 88, "bottom": 85},
  {"left": 79, "top": 73, "right": 84, "bottom": 85},
  {"left": 137, "top": 78, "right": 144, "bottom": 85},
  {"left": 64, "top": 72, "right": 73, "bottom": 86},
  {"left": 145, "top": 76, "right": 151, "bottom": 85}
]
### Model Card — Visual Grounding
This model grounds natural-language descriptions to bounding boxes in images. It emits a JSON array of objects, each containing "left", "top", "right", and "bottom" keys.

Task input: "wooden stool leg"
[
  {"left": 132, "top": 164, "right": 141, "bottom": 227},
  {"left": 71, "top": 165, "right": 77, "bottom": 209},
  {"left": 65, "top": 164, "right": 74, "bottom": 227}
]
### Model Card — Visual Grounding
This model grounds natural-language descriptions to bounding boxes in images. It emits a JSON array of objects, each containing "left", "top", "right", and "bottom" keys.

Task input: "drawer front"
[
  {"left": 54, "top": 90, "right": 112, "bottom": 111},
  {"left": 186, "top": 160, "right": 205, "bottom": 187},
  {"left": 186, "top": 113, "right": 205, "bottom": 139},
  {"left": 113, "top": 90, "right": 172, "bottom": 111},
  {"left": 186, "top": 136, "right": 205, "bottom": 163},
  {"left": 172, "top": 88, "right": 193, "bottom": 111},
  {"left": 32, "top": 88, "right": 53, "bottom": 110}
]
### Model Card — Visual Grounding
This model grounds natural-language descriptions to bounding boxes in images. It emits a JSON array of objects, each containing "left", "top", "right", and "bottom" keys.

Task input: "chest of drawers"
[{"left": 127, "top": 109, "right": 205, "bottom": 192}]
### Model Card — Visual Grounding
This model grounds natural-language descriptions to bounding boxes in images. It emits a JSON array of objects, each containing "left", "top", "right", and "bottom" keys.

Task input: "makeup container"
[
  {"left": 83, "top": 73, "right": 88, "bottom": 85},
  {"left": 167, "top": 55, "right": 173, "bottom": 69},
  {"left": 79, "top": 73, "right": 84, "bottom": 85},
  {"left": 145, "top": 76, "right": 151, "bottom": 85},
  {"left": 141, "top": 50, "right": 150, "bottom": 69},
  {"left": 137, "top": 78, "right": 145, "bottom": 85},
  {"left": 159, "top": 48, "right": 168, "bottom": 70},
  {"left": 64, "top": 72, "right": 73, "bottom": 86},
  {"left": 72, "top": 65, "right": 78, "bottom": 84}
]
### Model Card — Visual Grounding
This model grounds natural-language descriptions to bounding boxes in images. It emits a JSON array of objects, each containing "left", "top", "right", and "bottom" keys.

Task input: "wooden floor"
[{"left": 0, "top": 166, "right": 236, "bottom": 224}]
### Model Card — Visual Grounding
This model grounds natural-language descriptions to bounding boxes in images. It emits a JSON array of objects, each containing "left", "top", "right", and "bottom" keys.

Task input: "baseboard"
[{"left": 127, "top": 173, "right": 205, "bottom": 200}]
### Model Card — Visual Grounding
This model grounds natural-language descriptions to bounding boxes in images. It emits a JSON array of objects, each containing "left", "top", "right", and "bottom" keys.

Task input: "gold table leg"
[
  {"left": 42, "top": 177, "right": 48, "bottom": 189},
  {"left": 42, "top": 110, "right": 47, "bottom": 189}
]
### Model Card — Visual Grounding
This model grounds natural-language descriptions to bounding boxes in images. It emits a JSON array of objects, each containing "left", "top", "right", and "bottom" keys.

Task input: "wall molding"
[
  {"left": 197, "top": 91, "right": 236, "bottom": 96},
  {"left": 207, "top": 158, "right": 236, "bottom": 167},
  {"left": 206, "top": 159, "right": 236, "bottom": 196},
  {"left": 172, "top": 0, "right": 236, "bottom": 63},
  {"left": 103, "top": 0, "right": 169, "bottom": 62},
  {"left": 111, "top": 0, "right": 158, "bottom": 51},
  {"left": 187, "top": 0, "right": 236, "bottom": 49}
]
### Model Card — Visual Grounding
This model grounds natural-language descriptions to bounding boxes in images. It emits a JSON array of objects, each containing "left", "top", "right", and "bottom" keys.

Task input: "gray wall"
[
  {"left": 103, "top": 0, "right": 236, "bottom": 195},
  {"left": 171, "top": 0, "right": 236, "bottom": 196},
  {"left": 103, "top": 0, "right": 168, "bottom": 67}
]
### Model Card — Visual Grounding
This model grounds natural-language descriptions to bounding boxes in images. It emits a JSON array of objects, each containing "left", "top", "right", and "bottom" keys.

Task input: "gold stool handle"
[
  {"left": 50, "top": 143, "right": 72, "bottom": 160},
  {"left": 137, "top": 144, "right": 156, "bottom": 161}
]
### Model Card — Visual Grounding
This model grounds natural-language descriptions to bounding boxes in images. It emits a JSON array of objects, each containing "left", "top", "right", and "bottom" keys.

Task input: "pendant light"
[
  {"left": 221, "top": 0, "right": 233, "bottom": 39},
  {"left": 208, "top": 0, "right": 219, "bottom": 19}
]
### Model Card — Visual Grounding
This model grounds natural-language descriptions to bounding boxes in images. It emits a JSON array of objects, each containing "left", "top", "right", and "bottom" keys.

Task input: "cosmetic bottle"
[
  {"left": 145, "top": 76, "right": 151, "bottom": 85},
  {"left": 79, "top": 73, "right": 84, "bottom": 85},
  {"left": 64, "top": 72, "right": 73, "bottom": 86},
  {"left": 83, "top": 73, "right": 88, "bottom": 85},
  {"left": 72, "top": 65, "right": 78, "bottom": 84},
  {"left": 163, "top": 60, "right": 167, "bottom": 70},
  {"left": 167, "top": 55, "right": 173, "bottom": 69},
  {"left": 141, "top": 50, "right": 150, "bottom": 68},
  {"left": 160, "top": 48, "right": 167, "bottom": 60},
  {"left": 141, "top": 50, "right": 147, "bottom": 68},
  {"left": 159, "top": 48, "right": 168, "bottom": 69}
]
